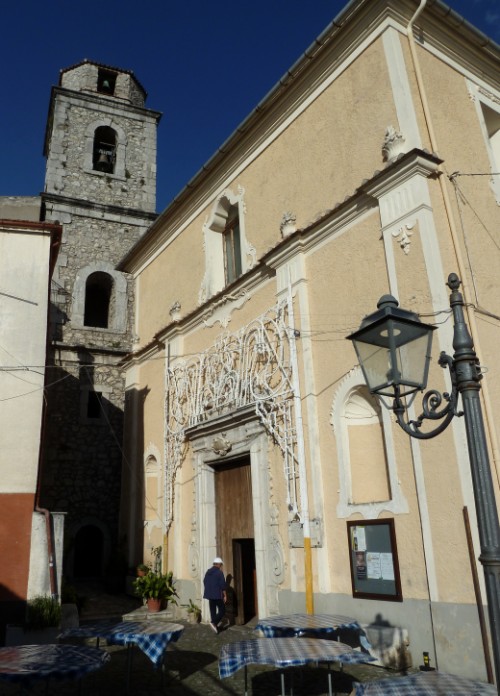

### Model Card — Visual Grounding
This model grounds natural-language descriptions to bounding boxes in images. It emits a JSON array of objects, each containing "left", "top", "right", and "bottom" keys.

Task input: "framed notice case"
[{"left": 347, "top": 519, "right": 402, "bottom": 601}]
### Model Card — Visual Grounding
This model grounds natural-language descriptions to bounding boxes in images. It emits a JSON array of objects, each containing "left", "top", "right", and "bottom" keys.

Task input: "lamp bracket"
[{"left": 392, "top": 351, "right": 462, "bottom": 439}]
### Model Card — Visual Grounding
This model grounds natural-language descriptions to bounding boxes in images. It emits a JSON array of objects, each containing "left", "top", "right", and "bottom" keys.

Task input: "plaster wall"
[{"left": 0, "top": 229, "right": 51, "bottom": 492}]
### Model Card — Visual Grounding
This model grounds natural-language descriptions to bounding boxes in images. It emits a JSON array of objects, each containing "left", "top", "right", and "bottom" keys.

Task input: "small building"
[
  {"left": 0, "top": 213, "right": 62, "bottom": 639},
  {"left": 117, "top": 0, "right": 499, "bottom": 679}
]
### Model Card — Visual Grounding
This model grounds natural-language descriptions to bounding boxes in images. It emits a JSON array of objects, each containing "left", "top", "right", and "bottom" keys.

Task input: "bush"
[{"left": 25, "top": 596, "right": 61, "bottom": 629}]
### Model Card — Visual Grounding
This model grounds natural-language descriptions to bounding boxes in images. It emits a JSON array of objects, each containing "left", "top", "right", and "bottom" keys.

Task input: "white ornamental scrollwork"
[
  {"left": 164, "top": 298, "right": 302, "bottom": 531},
  {"left": 269, "top": 536, "right": 285, "bottom": 585}
]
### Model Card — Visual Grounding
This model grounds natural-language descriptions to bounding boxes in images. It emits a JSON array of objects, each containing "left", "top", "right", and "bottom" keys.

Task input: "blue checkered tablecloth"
[
  {"left": 354, "top": 670, "right": 496, "bottom": 695},
  {"left": 254, "top": 613, "right": 371, "bottom": 651},
  {"left": 0, "top": 644, "right": 110, "bottom": 683},
  {"left": 219, "top": 637, "right": 376, "bottom": 678},
  {"left": 59, "top": 620, "right": 184, "bottom": 666}
]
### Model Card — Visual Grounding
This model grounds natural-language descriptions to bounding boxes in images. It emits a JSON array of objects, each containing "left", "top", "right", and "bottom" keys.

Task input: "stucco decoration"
[
  {"left": 211, "top": 434, "right": 232, "bottom": 457},
  {"left": 392, "top": 221, "right": 415, "bottom": 255},
  {"left": 201, "top": 290, "right": 250, "bottom": 328},
  {"left": 164, "top": 297, "right": 302, "bottom": 531},
  {"left": 382, "top": 126, "right": 406, "bottom": 162},
  {"left": 188, "top": 541, "right": 200, "bottom": 578},
  {"left": 280, "top": 212, "right": 297, "bottom": 238},
  {"left": 169, "top": 301, "right": 181, "bottom": 321}
]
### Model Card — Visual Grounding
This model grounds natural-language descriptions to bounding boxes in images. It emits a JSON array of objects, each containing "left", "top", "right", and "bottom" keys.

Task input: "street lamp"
[{"left": 347, "top": 272, "right": 500, "bottom": 685}]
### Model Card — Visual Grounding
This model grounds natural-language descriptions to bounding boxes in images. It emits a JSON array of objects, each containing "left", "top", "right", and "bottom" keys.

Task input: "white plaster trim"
[
  {"left": 382, "top": 28, "right": 422, "bottom": 152},
  {"left": 190, "top": 420, "right": 279, "bottom": 620},
  {"left": 332, "top": 369, "right": 408, "bottom": 519},
  {"left": 372, "top": 156, "right": 482, "bottom": 602},
  {"left": 143, "top": 443, "right": 163, "bottom": 532},
  {"left": 467, "top": 80, "right": 500, "bottom": 205},
  {"left": 199, "top": 186, "right": 256, "bottom": 304}
]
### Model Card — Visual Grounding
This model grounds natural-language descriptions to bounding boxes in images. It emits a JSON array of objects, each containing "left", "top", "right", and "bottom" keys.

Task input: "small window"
[
  {"left": 84, "top": 272, "right": 112, "bottom": 328},
  {"left": 87, "top": 391, "right": 103, "bottom": 419},
  {"left": 223, "top": 205, "right": 242, "bottom": 284},
  {"left": 93, "top": 126, "right": 116, "bottom": 174},
  {"left": 97, "top": 69, "right": 116, "bottom": 95}
]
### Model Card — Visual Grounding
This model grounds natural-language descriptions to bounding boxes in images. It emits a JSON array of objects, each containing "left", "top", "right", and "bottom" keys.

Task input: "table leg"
[
  {"left": 126, "top": 644, "right": 133, "bottom": 695},
  {"left": 281, "top": 670, "right": 286, "bottom": 696},
  {"left": 327, "top": 663, "right": 333, "bottom": 696},
  {"left": 244, "top": 665, "right": 248, "bottom": 696}
]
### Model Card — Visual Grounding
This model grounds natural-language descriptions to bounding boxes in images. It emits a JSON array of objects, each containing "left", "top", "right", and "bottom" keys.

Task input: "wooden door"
[{"left": 214, "top": 457, "right": 256, "bottom": 624}]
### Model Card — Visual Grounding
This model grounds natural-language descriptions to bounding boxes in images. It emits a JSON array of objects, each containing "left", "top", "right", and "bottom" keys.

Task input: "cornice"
[
  {"left": 41, "top": 192, "right": 158, "bottom": 223},
  {"left": 358, "top": 148, "right": 443, "bottom": 199}
]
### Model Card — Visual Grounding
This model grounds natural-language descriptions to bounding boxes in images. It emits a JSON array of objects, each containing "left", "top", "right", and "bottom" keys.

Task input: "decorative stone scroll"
[{"left": 164, "top": 297, "right": 301, "bottom": 530}]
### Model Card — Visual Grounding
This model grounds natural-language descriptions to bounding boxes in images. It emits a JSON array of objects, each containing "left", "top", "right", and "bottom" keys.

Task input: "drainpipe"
[
  {"left": 406, "top": 0, "right": 500, "bottom": 483},
  {"left": 163, "top": 341, "right": 171, "bottom": 573},
  {"left": 34, "top": 226, "right": 62, "bottom": 601},
  {"left": 287, "top": 279, "right": 314, "bottom": 614}
]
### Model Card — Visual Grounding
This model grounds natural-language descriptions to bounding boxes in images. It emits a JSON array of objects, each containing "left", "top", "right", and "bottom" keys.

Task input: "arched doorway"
[{"left": 73, "top": 525, "right": 104, "bottom": 577}]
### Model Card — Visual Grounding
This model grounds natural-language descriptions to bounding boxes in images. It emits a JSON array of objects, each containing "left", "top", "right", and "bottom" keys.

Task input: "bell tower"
[{"left": 40, "top": 61, "right": 162, "bottom": 581}]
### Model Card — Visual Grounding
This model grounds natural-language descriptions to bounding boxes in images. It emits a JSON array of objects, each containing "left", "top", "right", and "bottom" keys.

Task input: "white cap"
[{"left": 213, "top": 557, "right": 223, "bottom": 564}]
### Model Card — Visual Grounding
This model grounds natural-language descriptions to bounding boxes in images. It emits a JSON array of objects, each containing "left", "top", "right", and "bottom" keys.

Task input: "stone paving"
[{"left": 1, "top": 582, "right": 407, "bottom": 695}]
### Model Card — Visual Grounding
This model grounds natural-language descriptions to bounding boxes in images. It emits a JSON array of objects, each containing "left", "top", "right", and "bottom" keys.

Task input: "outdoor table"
[
  {"left": 220, "top": 637, "right": 376, "bottom": 696},
  {"left": 255, "top": 613, "right": 372, "bottom": 651},
  {"left": 0, "top": 643, "right": 110, "bottom": 694},
  {"left": 353, "top": 669, "right": 497, "bottom": 695},
  {"left": 59, "top": 619, "right": 184, "bottom": 694}
]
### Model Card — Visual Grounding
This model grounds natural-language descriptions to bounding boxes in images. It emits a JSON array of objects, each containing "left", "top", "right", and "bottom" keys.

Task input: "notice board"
[{"left": 347, "top": 519, "right": 402, "bottom": 601}]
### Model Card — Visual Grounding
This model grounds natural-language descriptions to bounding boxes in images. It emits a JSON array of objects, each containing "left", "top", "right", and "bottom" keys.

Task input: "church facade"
[{"left": 118, "top": 0, "right": 500, "bottom": 680}]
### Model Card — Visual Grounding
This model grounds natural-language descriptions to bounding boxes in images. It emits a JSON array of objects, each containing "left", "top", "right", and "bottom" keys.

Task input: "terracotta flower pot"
[{"left": 146, "top": 598, "right": 162, "bottom": 613}]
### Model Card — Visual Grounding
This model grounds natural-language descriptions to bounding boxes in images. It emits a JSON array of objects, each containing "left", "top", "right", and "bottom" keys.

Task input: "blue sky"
[{"left": 1, "top": 0, "right": 498, "bottom": 213}]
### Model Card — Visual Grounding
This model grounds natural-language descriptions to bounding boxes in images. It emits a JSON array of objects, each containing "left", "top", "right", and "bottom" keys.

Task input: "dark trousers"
[{"left": 208, "top": 598, "right": 225, "bottom": 626}]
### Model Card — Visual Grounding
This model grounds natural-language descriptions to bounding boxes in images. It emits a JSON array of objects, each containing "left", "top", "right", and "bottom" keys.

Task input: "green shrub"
[{"left": 25, "top": 596, "right": 61, "bottom": 629}]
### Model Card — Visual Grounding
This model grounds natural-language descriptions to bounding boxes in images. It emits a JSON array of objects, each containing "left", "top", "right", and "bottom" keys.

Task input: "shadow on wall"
[
  {"left": 38, "top": 345, "right": 132, "bottom": 587},
  {"left": 0, "top": 583, "right": 24, "bottom": 646},
  {"left": 363, "top": 613, "right": 411, "bottom": 671}
]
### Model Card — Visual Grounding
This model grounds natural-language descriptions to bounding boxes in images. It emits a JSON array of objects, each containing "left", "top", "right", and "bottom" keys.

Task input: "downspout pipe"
[
  {"left": 288, "top": 278, "right": 314, "bottom": 614},
  {"left": 406, "top": 0, "right": 500, "bottom": 484},
  {"left": 35, "top": 225, "right": 62, "bottom": 602}
]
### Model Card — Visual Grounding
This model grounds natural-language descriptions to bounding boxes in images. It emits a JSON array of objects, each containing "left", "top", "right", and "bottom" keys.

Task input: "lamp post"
[{"left": 347, "top": 273, "right": 500, "bottom": 685}]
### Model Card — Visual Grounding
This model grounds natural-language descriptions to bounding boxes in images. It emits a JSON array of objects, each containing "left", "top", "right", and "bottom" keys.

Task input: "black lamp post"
[{"left": 348, "top": 273, "right": 500, "bottom": 685}]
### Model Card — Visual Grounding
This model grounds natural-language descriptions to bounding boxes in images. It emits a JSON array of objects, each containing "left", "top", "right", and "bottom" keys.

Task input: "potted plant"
[
  {"left": 182, "top": 598, "right": 201, "bottom": 623},
  {"left": 132, "top": 571, "right": 179, "bottom": 613},
  {"left": 136, "top": 563, "right": 150, "bottom": 577}
]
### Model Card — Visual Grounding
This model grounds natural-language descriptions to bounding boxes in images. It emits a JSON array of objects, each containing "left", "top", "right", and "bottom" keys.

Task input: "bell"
[
  {"left": 95, "top": 152, "right": 112, "bottom": 173},
  {"left": 102, "top": 79, "right": 111, "bottom": 91}
]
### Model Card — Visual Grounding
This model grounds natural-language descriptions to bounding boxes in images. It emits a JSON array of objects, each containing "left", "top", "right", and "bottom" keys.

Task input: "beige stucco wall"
[{"left": 122, "top": 3, "right": 500, "bottom": 679}]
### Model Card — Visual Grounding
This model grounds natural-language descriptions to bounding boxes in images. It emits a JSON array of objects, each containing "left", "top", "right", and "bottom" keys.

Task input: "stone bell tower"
[{"left": 39, "top": 61, "right": 161, "bottom": 582}]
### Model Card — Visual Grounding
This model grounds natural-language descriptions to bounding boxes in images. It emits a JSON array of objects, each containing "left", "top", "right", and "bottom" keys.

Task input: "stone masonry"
[{"left": 39, "top": 61, "right": 161, "bottom": 580}]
